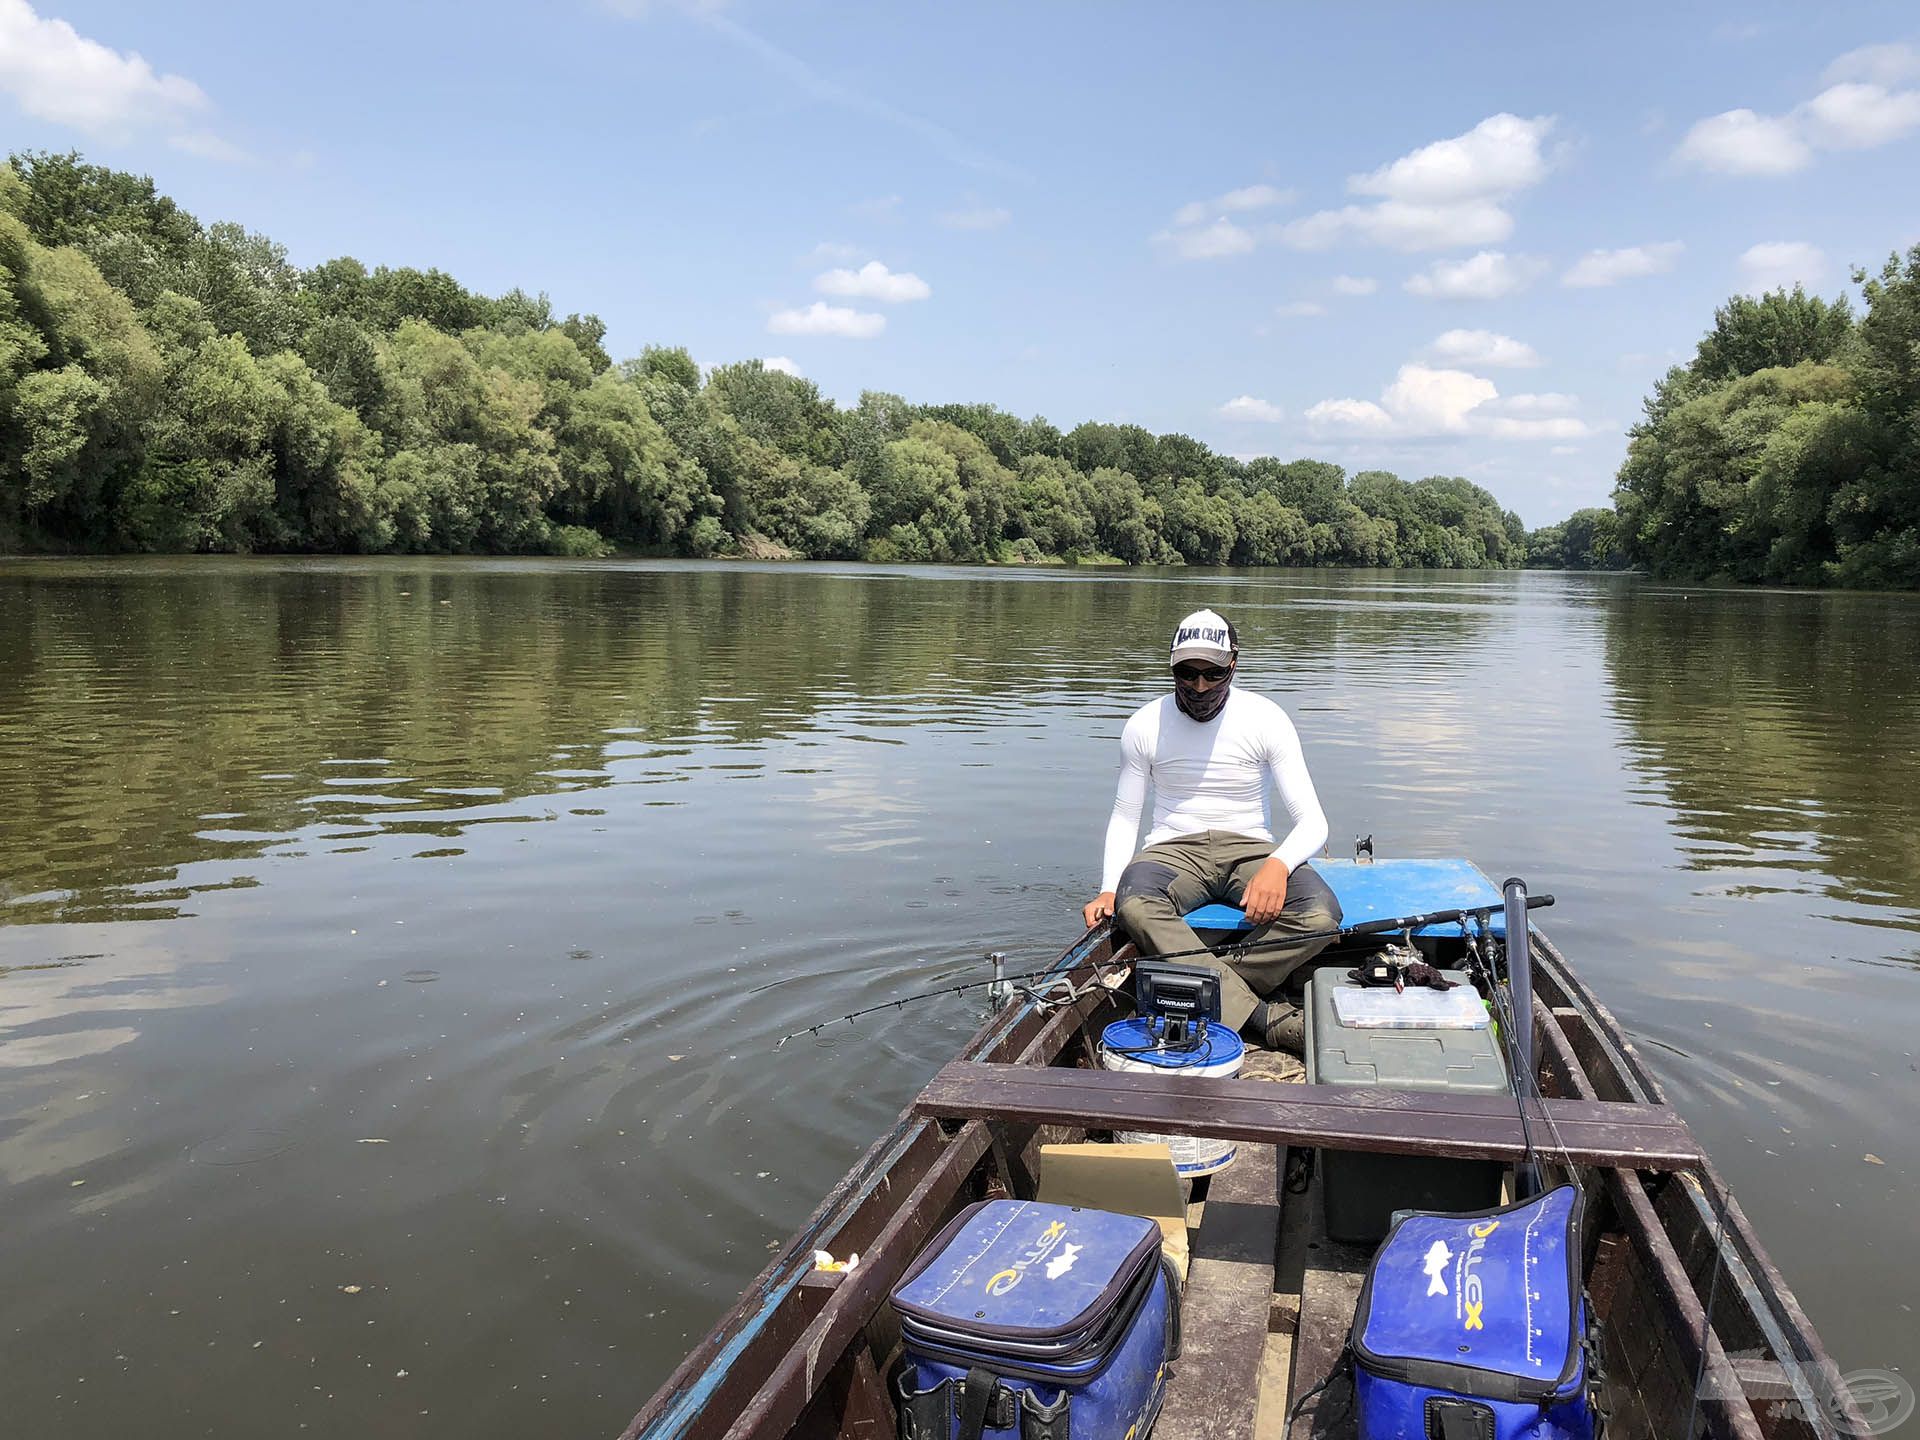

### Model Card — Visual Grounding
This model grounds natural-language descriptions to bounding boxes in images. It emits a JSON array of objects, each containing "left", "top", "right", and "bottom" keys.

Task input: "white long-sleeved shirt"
[{"left": 1100, "top": 689, "right": 1329, "bottom": 892}]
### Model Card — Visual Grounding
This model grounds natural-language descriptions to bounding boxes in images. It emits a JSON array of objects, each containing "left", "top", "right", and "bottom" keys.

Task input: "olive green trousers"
[{"left": 1113, "top": 831, "right": 1342, "bottom": 1030}]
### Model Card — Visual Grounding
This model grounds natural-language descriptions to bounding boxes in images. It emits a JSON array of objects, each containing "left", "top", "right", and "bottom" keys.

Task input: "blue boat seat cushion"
[{"left": 1181, "top": 858, "right": 1508, "bottom": 937}]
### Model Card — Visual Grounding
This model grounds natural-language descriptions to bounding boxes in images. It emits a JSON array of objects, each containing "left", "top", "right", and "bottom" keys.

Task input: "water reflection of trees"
[
  {"left": 1601, "top": 584, "right": 1920, "bottom": 920},
  {"left": 0, "top": 561, "right": 1507, "bottom": 925}
]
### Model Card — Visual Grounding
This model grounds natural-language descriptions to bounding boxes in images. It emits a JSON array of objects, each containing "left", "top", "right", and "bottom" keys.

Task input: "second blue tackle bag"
[
  {"left": 1350, "top": 1185, "right": 1596, "bottom": 1440},
  {"left": 890, "top": 1198, "right": 1180, "bottom": 1440}
]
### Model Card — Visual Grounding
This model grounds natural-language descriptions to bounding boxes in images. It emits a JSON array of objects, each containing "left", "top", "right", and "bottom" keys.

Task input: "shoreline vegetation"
[{"left": 1, "top": 152, "right": 1914, "bottom": 586}]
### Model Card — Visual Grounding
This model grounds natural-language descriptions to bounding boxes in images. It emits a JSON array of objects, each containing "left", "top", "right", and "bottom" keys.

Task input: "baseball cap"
[{"left": 1169, "top": 609, "right": 1238, "bottom": 667}]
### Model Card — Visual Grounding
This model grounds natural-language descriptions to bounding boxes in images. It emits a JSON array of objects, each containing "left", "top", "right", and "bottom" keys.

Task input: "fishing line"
[
  {"left": 1463, "top": 916, "right": 1578, "bottom": 1183},
  {"left": 773, "top": 894, "right": 1554, "bottom": 1047}
]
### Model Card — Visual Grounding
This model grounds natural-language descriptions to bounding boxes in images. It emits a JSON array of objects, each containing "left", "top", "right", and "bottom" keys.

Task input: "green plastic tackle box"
[{"left": 1305, "top": 967, "right": 1511, "bottom": 1244}]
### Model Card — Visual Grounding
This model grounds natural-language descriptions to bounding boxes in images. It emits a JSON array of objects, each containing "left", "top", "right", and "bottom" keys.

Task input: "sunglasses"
[{"left": 1172, "top": 663, "right": 1231, "bottom": 685}]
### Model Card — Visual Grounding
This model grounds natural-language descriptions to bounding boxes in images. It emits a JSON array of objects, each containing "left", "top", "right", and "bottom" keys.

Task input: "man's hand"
[
  {"left": 1083, "top": 891, "right": 1117, "bottom": 928},
  {"left": 1240, "top": 858, "right": 1290, "bottom": 924}
]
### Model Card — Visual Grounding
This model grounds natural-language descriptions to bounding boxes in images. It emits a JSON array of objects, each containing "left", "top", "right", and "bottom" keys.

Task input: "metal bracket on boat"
[{"left": 986, "top": 952, "right": 1012, "bottom": 1012}]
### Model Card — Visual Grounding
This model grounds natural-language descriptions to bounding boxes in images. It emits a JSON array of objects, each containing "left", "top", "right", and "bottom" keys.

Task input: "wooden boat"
[{"left": 620, "top": 860, "right": 1865, "bottom": 1440}]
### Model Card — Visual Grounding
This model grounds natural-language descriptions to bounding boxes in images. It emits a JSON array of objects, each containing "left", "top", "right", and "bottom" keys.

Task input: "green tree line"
[
  {"left": 1600, "top": 250, "right": 1920, "bottom": 588},
  {"left": 2, "top": 151, "right": 1549, "bottom": 568}
]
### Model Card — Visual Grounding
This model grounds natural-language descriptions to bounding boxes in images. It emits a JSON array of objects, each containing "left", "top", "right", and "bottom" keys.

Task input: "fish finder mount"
[{"left": 1133, "top": 961, "right": 1223, "bottom": 1049}]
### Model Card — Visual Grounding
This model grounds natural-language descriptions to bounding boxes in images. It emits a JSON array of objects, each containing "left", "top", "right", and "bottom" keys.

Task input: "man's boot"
[{"left": 1246, "top": 1000, "right": 1305, "bottom": 1056}]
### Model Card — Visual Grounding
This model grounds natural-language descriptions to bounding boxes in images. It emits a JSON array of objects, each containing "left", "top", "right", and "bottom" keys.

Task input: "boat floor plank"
[
  {"left": 1156, "top": 1142, "right": 1283, "bottom": 1440},
  {"left": 1285, "top": 1172, "right": 1369, "bottom": 1440}
]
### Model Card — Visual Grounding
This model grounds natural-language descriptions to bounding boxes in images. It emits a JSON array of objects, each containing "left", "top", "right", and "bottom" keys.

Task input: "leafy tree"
[
  {"left": 1526, "top": 522, "right": 1568, "bottom": 568},
  {"left": 181, "top": 221, "right": 305, "bottom": 355},
  {"left": 299, "top": 314, "right": 389, "bottom": 418},
  {"left": 1559, "top": 508, "right": 1621, "bottom": 571},
  {"left": 1079, "top": 466, "right": 1156, "bottom": 564},
  {"left": 755, "top": 458, "right": 869, "bottom": 558},
  {"left": 1692, "top": 287, "right": 1853, "bottom": 384},
  {"left": 1008, "top": 454, "right": 1094, "bottom": 556},
  {"left": 1160, "top": 479, "right": 1236, "bottom": 563},
  {"left": 0, "top": 188, "right": 162, "bottom": 538},
  {"left": 559, "top": 313, "right": 612, "bottom": 373},
  {"left": 708, "top": 360, "right": 840, "bottom": 466},
  {"left": 7, "top": 151, "right": 198, "bottom": 271},
  {"left": 1616, "top": 363, "right": 1858, "bottom": 581},
  {"left": 633, "top": 344, "right": 700, "bottom": 391},
  {"left": 12, "top": 146, "right": 1762, "bottom": 577}
]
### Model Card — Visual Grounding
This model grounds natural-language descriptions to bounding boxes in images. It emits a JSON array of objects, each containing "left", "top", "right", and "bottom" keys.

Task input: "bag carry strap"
[
  {"left": 956, "top": 1367, "right": 1002, "bottom": 1440},
  {"left": 1424, "top": 1396, "right": 1496, "bottom": 1440},
  {"left": 1160, "top": 1254, "right": 1183, "bottom": 1364}
]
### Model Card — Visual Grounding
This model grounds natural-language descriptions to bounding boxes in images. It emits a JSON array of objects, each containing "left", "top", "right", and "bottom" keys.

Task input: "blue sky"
[{"left": 3, "top": 1, "right": 1918, "bottom": 526}]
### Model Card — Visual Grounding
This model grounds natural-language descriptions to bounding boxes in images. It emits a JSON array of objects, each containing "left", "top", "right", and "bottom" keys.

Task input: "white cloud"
[
  {"left": 1480, "top": 415, "right": 1595, "bottom": 440},
  {"left": 1172, "top": 182, "right": 1294, "bottom": 226},
  {"left": 1217, "top": 396, "right": 1286, "bottom": 423},
  {"left": 767, "top": 302, "right": 886, "bottom": 338},
  {"left": 1276, "top": 198, "right": 1514, "bottom": 252},
  {"left": 1675, "top": 109, "right": 1812, "bottom": 174},
  {"left": 1332, "top": 274, "right": 1378, "bottom": 296},
  {"left": 852, "top": 194, "right": 903, "bottom": 219},
  {"left": 1279, "top": 114, "right": 1552, "bottom": 254},
  {"left": 806, "top": 240, "right": 862, "bottom": 263},
  {"left": 0, "top": 0, "right": 244, "bottom": 155},
  {"left": 1479, "top": 393, "right": 1581, "bottom": 422},
  {"left": 1801, "top": 82, "right": 1920, "bottom": 148},
  {"left": 1562, "top": 241, "right": 1684, "bottom": 288},
  {"left": 1349, "top": 113, "right": 1555, "bottom": 204},
  {"left": 1381, "top": 365, "right": 1499, "bottom": 433},
  {"left": 1155, "top": 217, "right": 1256, "bottom": 260},
  {"left": 939, "top": 205, "right": 1011, "bottom": 230},
  {"left": 814, "top": 260, "right": 930, "bottom": 302},
  {"left": 1738, "top": 241, "right": 1828, "bottom": 292},
  {"left": 1404, "top": 251, "right": 1548, "bottom": 300},
  {"left": 1219, "top": 182, "right": 1292, "bottom": 210},
  {"left": 1275, "top": 300, "right": 1327, "bottom": 318},
  {"left": 1676, "top": 48, "right": 1920, "bottom": 175},
  {"left": 761, "top": 356, "right": 802, "bottom": 376},
  {"left": 1308, "top": 363, "right": 1596, "bottom": 441},
  {"left": 1824, "top": 42, "right": 1920, "bottom": 87},
  {"left": 1304, "top": 398, "right": 1396, "bottom": 433},
  {"left": 1427, "top": 329, "right": 1544, "bottom": 368}
]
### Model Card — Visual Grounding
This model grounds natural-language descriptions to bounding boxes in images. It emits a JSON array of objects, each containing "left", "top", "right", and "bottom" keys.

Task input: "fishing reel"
[
  {"left": 1132, "top": 961, "right": 1223, "bottom": 1048},
  {"left": 1348, "top": 939, "right": 1457, "bottom": 994}
]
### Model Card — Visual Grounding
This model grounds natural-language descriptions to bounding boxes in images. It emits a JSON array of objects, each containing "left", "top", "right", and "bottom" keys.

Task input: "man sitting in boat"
[{"left": 1082, "top": 609, "right": 1341, "bottom": 1053}]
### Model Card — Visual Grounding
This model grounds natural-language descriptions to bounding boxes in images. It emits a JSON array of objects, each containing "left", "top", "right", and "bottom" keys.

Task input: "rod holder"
[
  {"left": 1503, "top": 877, "right": 1542, "bottom": 1200},
  {"left": 986, "top": 952, "right": 1012, "bottom": 1012}
]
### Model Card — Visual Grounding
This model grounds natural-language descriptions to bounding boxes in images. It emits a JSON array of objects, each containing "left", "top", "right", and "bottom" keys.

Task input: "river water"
[{"left": 1, "top": 557, "right": 1914, "bottom": 1436}]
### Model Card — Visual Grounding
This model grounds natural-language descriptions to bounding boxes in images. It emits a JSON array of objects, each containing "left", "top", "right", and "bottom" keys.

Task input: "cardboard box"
[{"left": 1037, "top": 1142, "right": 1190, "bottom": 1281}]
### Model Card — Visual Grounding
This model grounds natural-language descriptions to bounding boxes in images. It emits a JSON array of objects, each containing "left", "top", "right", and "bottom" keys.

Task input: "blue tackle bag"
[
  {"left": 890, "top": 1198, "right": 1179, "bottom": 1440},
  {"left": 1350, "top": 1185, "right": 1595, "bottom": 1440}
]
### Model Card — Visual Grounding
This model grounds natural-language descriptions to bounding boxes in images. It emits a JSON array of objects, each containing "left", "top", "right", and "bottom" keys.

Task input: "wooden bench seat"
[{"left": 914, "top": 1061, "right": 1703, "bottom": 1171}]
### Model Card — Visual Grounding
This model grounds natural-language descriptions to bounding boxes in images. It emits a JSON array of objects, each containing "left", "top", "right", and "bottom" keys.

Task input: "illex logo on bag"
[
  {"left": 1460, "top": 1220, "right": 1500, "bottom": 1332},
  {"left": 983, "top": 1220, "right": 1069, "bottom": 1296}
]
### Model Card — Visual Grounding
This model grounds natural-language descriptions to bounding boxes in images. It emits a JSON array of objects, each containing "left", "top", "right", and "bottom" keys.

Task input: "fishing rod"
[{"left": 773, "top": 892, "right": 1554, "bottom": 1046}]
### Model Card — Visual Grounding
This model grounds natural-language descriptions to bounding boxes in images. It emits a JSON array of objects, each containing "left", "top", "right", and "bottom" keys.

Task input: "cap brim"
[{"left": 1170, "top": 645, "right": 1234, "bottom": 667}]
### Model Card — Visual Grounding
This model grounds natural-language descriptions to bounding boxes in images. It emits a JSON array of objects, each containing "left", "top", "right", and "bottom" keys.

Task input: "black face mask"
[{"left": 1173, "top": 662, "right": 1234, "bottom": 722}]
